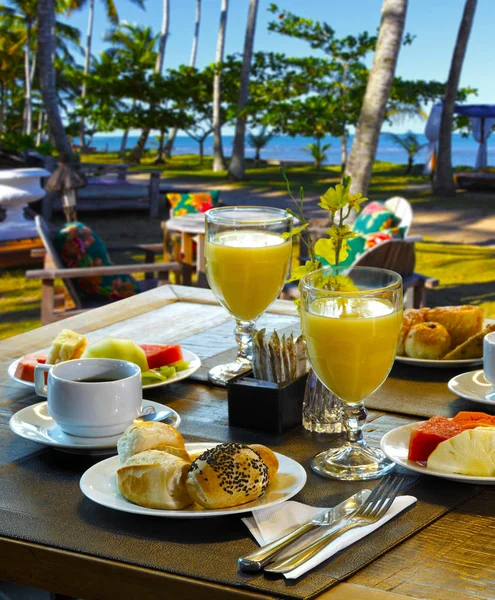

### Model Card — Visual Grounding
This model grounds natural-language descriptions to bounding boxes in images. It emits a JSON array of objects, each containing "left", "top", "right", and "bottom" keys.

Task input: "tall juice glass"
[
  {"left": 301, "top": 267, "right": 403, "bottom": 480},
  {"left": 205, "top": 207, "right": 293, "bottom": 385}
]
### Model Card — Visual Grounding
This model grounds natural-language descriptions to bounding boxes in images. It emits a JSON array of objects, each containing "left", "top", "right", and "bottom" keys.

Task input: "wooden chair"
[
  {"left": 353, "top": 238, "right": 438, "bottom": 308},
  {"left": 26, "top": 216, "right": 182, "bottom": 324}
]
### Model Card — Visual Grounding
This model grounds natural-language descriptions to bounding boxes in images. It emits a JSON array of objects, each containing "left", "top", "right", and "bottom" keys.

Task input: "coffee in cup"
[{"left": 34, "top": 358, "right": 142, "bottom": 437}]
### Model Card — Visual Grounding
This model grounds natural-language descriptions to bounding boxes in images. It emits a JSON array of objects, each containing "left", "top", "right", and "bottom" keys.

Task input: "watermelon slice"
[
  {"left": 15, "top": 353, "right": 47, "bottom": 383},
  {"left": 139, "top": 344, "right": 183, "bottom": 370},
  {"left": 408, "top": 416, "right": 463, "bottom": 463}
]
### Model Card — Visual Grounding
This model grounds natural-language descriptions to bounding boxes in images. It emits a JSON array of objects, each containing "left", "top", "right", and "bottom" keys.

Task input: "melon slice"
[{"left": 427, "top": 427, "right": 495, "bottom": 476}]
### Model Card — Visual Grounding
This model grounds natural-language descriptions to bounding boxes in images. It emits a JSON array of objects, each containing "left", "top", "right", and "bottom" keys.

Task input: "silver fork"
[{"left": 264, "top": 476, "right": 404, "bottom": 574}]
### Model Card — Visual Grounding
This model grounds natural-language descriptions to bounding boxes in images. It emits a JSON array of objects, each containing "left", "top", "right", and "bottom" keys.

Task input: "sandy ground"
[{"left": 129, "top": 175, "right": 495, "bottom": 247}]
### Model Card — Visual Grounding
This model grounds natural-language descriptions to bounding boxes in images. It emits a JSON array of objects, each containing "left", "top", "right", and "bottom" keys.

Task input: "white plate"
[
  {"left": 381, "top": 422, "right": 495, "bottom": 484},
  {"left": 9, "top": 400, "right": 180, "bottom": 455},
  {"left": 8, "top": 349, "right": 201, "bottom": 393},
  {"left": 395, "top": 355, "right": 483, "bottom": 369},
  {"left": 80, "top": 443, "right": 307, "bottom": 518},
  {"left": 448, "top": 370, "right": 495, "bottom": 405}
]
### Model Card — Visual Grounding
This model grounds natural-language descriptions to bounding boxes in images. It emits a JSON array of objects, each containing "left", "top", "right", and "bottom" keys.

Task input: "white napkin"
[{"left": 242, "top": 495, "right": 417, "bottom": 579}]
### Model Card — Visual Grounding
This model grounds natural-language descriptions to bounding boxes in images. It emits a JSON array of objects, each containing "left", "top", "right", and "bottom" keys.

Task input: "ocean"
[{"left": 87, "top": 133, "right": 492, "bottom": 168}]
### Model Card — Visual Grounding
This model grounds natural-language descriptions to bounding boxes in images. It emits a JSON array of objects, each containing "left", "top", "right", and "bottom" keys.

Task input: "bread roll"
[
  {"left": 186, "top": 443, "right": 272, "bottom": 509},
  {"left": 422, "top": 306, "right": 484, "bottom": 349},
  {"left": 117, "top": 422, "right": 187, "bottom": 465},
  {"left": 397, "top": 309, "right": 424, "bottom": 356},
  {"left": 117, "top": 450, "right": 192, "bottom": 509},
  {"left": 443, "top": 323, "right": 495, "bottom": 360},
  {"left": 249, "top": 444, "right": 279, "bottom": 481},
  {"left": 404, "top": 322, "right": 451, "bottom": 359}
]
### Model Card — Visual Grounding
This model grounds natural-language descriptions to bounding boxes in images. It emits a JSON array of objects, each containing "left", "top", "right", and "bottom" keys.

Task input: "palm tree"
[
  {"left": 247, "top": 126, "right": 273, "bottom": 163},
  {"left": 346, "top": 0, "right": 408, "bottom": 196},
  {"left": 130, "top": 0, "right": 169, "bottom": 163},
  {"left": 388, "top": 132, "right": 427, "bottom": 173},
  {"left": 302, "top": 135, "right": 330, "bottom": 170},
  {"left": 37, "top": 0, "right": 74, "bottom": 159},
  {"left": 105, "top": 23, "right": 157, "bottom": 156},
  {"left": 77, "top": 0, "right": 145, "bottom": 152},
  {"left": 228, "top": 0, "right": 259, "bottom": 180},
  {"left": 434, "top": 0, "right": 477, "bottom": 196},
  {"left": 213, "top": 0, "right": 228, "bottom": 172},
  {"left": 164, "top": 0, "right": 201, "bottom": 159}
]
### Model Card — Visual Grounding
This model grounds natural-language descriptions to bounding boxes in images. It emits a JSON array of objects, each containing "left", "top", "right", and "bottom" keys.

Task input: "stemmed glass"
[
  {"left": 205, "top": 206, "right": 293, "bottom": 386},
  {"left": 300, "top": 266, "right": 403, "bottom": 480}
]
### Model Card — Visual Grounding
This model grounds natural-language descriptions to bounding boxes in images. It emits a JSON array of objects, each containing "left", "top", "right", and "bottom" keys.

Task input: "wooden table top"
[
  {"left": 0, "top": 285, "right": 493, "bottom": 600},
  {"left": 164, "top": 213, "right": 206, "bottom": 234}
]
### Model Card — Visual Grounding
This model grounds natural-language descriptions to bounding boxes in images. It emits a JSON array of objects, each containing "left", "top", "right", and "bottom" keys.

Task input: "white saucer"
[
  {"left": 381, "top": 422, "right": 495, "bottom": 484},
  {"left": 80, "top": 443, "right": 307, "bottom": 518},
  {"left": 8, "top": 349, "right": 201, "bottom": 393},
  {"left": 448, "top": 370, "right": 495, "bottom": 405},
  {"left": 9, "top": 400, "right": 181, "bottom": 455}
]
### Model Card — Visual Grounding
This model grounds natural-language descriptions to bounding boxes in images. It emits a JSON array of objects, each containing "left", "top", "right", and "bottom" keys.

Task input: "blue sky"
[{"left": 62, "top": 0, "right": 493, "bottom": 135}]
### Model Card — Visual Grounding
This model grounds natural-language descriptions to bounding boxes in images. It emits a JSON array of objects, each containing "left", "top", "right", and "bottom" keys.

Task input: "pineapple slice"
[
  {"left": 427, "top": 427, "right": 495, "bottom": 476},
  {"left": 46, "top": 329, "right": 88, "bottom": 364}
]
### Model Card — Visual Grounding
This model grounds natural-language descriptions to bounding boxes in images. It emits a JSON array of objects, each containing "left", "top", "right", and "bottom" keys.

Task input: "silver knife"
[{"left": 238, "top": 489, "right": 370, "bottom": 573}]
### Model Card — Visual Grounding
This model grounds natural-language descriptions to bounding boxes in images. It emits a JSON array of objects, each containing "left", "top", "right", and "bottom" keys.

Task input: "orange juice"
[
  {"left": 302, "top": 297, "right": 402, "bottom": 403},
  {"left": 205, "top": 231, "right": 291, "bottom": 321}
]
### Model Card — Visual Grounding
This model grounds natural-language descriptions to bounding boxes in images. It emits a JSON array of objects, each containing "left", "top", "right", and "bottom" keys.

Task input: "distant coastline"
[{"left": 83, "top": 133, "right": 494, "bottom": 168}]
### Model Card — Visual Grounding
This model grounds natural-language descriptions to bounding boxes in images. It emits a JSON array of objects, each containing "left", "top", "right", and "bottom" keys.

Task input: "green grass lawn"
[{"left": 1, "top": 156, "right": 493, "bottom": 340}]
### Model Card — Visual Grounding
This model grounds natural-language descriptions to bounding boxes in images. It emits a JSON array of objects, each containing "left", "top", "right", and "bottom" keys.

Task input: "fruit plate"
[
  {"left": 381, "top": 422, "right": 495, "bottom": 484},
  {"left": 80, "top": 443, "right": 307, "bottom": 518},
  {"left": 394, "top": 355, "right": 483, "bottom": 369},
  {"left": 8, "top": 349, "right": 201, "bottom": 393}
]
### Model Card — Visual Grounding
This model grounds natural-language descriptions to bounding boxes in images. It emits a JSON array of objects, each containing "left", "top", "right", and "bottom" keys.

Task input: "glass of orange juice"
[
  {"left": 301, "top": 266, "right": 403, "bottom": 480},
  {"left": 205, "top": 207, "right": 293, "bottom": 386}
]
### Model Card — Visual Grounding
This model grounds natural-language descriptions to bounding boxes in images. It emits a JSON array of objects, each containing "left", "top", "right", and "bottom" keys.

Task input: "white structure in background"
[
  {"left": 424, "top": 103, "right": 495, "bottom": 174},
  {"left": 0, "top": 168, "right": 50, "bottom": 242}
]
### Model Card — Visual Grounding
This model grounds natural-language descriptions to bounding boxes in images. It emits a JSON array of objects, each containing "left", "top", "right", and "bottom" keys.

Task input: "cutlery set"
[{"left": 239, "top": 475, "right": 404, "bottom": 575}]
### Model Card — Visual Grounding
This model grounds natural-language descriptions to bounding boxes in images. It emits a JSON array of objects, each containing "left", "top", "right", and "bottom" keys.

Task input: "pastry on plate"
[
  {"left": 443, "top": 323, "right": 495, "bottom": 360},
  {"left": 397, "top": 309, "right": 424, "bottom": 356},
  {"left": 117, "top": 421, "right": 188, "bottom": 465},
  {"left": 404, "top": 322, "right": 451, "bottom": 360},
  {"left": 186, "top": 443, "right": 278, "bottom": 509},
  {"left": 421, "top": 305, "right": 484, "bottom": 349},
  {"left": 117, "top": 450, "right": 193, "bottom": 509}
]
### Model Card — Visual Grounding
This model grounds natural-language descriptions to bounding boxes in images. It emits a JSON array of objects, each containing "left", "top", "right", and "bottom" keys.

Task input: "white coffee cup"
[
  {"left": 34, "top": 358, "right": 142, "bottom": 437},
  {"left": 484, "top": 332, "right": 495, "bottom": 386}
]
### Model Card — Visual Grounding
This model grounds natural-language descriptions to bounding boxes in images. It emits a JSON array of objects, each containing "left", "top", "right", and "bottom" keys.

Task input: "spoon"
[{"left": 134, "top": 406, "right": 174, "bottom": 423}]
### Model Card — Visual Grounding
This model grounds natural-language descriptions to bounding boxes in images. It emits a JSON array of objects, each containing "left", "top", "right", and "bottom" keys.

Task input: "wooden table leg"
[{"left": 181, "top": 232, "right": 193, "bottom": 286}]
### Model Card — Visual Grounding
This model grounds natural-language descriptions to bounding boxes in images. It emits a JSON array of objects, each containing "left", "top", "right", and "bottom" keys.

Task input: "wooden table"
[
  {"left": 161, "top": 213, "right": 206, "bottom": 286},
  {"left": 0, "top": 285, "right": 493, "bottom": 600}
]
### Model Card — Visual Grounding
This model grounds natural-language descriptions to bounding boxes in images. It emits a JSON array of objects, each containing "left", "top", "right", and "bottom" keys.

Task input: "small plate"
[
  {"left": 80, "top": 443, "right": 307, "bottom": 518},
  {"left": 381, "top": 422, "right": 495, "bottom": 484},
  {"left": 8, "top": 349, "right": 201, "bottom": 393},
  {"left": 9, "top": 400, "right": 180, "bottom": 455},
  {"left": 395, "top": 355, "right": 483, "bottom": 369},
  {"left": 448, "top": 370, "right": 495, "bottom": 405}
]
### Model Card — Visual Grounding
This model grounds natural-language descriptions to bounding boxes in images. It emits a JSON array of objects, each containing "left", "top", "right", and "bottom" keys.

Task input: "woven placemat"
[{"left": 0, "top": 414, "right": 480, "bottom": 600}]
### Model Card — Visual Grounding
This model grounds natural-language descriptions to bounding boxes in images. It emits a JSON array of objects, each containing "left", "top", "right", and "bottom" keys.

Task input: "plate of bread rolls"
[
  {"left": 80, "top": 422, "right": 307, "bottom": 517},
  {"left": 396, "top": 306, "right": 494, "bottom": 367}
]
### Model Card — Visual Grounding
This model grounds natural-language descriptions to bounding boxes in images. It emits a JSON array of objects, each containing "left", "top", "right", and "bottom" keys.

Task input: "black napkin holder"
[{"left": 227, "top": 370, "right": 307, "bottom": 434}]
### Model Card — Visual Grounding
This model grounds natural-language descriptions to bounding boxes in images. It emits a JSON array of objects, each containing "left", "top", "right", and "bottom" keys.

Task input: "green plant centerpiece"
[{"left": 281, "top": 169, "right": 367, "bottom": 293}]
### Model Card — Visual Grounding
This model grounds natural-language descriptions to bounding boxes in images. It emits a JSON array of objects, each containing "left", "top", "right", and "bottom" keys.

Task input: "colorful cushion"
[
  {"left": 317, "top": 227, "right": 406, "bottom": 269},
  {"left": 166, "top": 191, "right": 220, "bottom": 217},
  {"left": 353, "top": 201, "right": 401, "bottom": 235},
  {"left": 54, "top": 222, "right": 140, "bottom": 301}
]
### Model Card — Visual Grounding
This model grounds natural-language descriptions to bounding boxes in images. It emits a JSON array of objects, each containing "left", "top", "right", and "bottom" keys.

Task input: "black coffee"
[{"left": 76, "top": 377, "right": 121, "bottom": 383}]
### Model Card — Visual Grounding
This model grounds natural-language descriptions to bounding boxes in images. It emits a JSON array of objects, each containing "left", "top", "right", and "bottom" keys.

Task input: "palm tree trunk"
[
  {"left": 340, "top": 133, "right": 348, "bottom": 174},
  {"left": 213, "top": 0, "right": 229, "bottom": 172},
  {"left": 23, "top": 20, "right": 33, "bottom": 136},
  {"left": 164, "top": 0, "right": 201, "bottom": 159},
  {"left": 79, "top": 0, "right": 95, "bottom": 153},
  {"left": 199, "top": 138, "right": 204, "bottom": 164},
  {"left": 36, "top": 109, "right": 44, "bottom": 145},
  {"left": 346, "top": 0, "right": 408, "bottom": 196},
  {"left": 0, "top": 82, "right": 5, "bottom": 134},
  {"left": 37, "top": 0, "right": 73, "bottom": 160},
  {"left": 434, "top": 0, "right": 477, "bottom": 196},
  {"left": 228, "top": 0, "right": 259, "bottom": 180},
  {"left": 131, "top": 0, "right": 169, "bottom": 163},
  {"left": 119, "top": 129, "right": 129, "bottom": 158}
]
